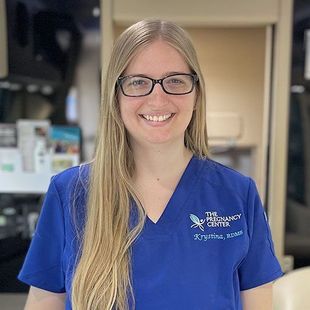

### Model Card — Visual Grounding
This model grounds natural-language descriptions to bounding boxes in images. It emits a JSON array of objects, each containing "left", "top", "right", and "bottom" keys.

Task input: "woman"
[{"left": 19, "top": 19, "right": 283, "bottom": 310}]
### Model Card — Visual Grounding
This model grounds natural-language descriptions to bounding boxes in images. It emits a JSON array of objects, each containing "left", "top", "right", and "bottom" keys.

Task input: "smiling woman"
[{"left": 18, "top": 19, "right": 283, "bottom": 310}]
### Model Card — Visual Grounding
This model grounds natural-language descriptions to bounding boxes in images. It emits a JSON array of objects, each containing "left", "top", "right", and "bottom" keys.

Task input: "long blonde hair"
[{"left": 71, "top": 19, "right": 208, "bottom": 310}]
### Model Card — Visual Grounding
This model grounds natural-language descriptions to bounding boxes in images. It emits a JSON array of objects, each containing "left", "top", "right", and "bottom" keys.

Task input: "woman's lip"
[
  {"left": 139, "top": 113, "right": 175, "bottom": 124},
  {"left": 139, "top": 113, "right": 175, "bottom": 117}
]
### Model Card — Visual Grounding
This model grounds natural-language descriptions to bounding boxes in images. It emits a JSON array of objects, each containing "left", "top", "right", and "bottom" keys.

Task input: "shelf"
[{"left": 0, "top": 172, "right": 54, "bottom": 194}]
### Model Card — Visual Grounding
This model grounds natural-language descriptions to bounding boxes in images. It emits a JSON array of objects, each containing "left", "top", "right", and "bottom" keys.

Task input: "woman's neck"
[{"left": 132, "top": 141, "right": 193, "bottom": 184}]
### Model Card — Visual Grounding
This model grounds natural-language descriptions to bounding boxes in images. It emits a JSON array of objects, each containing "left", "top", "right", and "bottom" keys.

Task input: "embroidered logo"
[
  {"left": 190, "top": 211, "right": 244, "bottom": 242},
  {"left": 190, "top": 211, "right": 242, "bottom": 230}
]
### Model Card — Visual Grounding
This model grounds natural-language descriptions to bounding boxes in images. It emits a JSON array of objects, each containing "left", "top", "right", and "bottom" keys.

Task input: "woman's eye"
[
  {"left": 169, "top": 78, "right": 183, "bottom": 84},
  {"left": 131, "top": 79, "right": 146, "bottom": 86},
  {"left": 166, "top": 77, "right": 186, "bottom": 85}
]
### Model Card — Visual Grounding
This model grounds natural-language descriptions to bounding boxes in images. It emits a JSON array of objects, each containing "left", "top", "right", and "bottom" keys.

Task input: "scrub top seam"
[
  {"left": 233, "top": 177, "right": 252, "bottom": 270},
  {"left": 50, "top": 178, "right": 67, "bottom": 279},
  {"left": 244, "top": 177, "right": 252, "bottom": 240}
]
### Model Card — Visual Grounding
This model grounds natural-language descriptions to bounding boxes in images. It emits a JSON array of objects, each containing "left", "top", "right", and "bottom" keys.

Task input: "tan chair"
[{"left": 273, "top": 266, "right": 310, "bottom": 310}]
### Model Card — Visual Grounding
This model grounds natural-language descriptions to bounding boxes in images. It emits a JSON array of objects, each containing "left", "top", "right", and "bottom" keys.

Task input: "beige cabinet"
[
  {"left": 101, "top": 0, "right": 293, "bottom": 265},
  {"left": 113, "top": 0, "right": 279, "bottom": 25}
]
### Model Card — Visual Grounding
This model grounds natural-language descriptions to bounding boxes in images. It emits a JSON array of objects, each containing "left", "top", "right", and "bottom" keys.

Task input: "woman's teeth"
[{"left": 142, "top": 113, "right": 173, "bottom": 122}]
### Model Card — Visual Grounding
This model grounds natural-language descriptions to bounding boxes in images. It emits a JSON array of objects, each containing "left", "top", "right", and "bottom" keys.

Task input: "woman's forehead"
[{"left": 123, "top": 40, "right": 190, "bottom": 77}]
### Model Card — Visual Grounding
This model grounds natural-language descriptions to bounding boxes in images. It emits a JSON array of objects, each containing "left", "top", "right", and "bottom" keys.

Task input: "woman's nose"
[
  {"left": 147, "top": 83, "right": 168, "bottom": 105},
  {"left": 152, "top": 82, "right": 166, "bottom": 96}
]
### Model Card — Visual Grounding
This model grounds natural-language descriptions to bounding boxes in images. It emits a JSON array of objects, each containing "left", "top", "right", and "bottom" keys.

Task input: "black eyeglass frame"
[{"left": 117, "top": 73, "right": 199, "bottom": 97}]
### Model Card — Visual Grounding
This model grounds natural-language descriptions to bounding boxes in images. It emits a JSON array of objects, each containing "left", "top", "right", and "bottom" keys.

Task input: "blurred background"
[{"left": 0, "top": 0, "right": 309, "bottom": 308}]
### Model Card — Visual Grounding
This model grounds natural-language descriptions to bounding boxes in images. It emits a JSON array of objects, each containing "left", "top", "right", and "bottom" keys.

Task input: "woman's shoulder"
[
  {"left": 50, "top": 162, "right": 91, "bottom": 197},
  {"left": 53, "top": 162, "right": 90, "bottom": 181},
  {"left": 197, "top": 156, "right": 252, "bottom": 200}
]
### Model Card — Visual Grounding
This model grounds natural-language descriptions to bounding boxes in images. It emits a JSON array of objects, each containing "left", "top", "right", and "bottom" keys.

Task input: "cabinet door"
[{"left": 113, "top": 0, "right": 279, "bottom": 26}]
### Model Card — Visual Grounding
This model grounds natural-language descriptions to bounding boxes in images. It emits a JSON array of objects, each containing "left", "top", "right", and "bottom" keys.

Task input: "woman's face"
[{"left": 118, "top": 40, "right": 196, "bottom": 149}]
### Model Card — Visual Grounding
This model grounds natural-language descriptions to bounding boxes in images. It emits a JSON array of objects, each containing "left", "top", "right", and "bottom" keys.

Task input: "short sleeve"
[
  {"left": 238, "top": 178, "right": 283, "bottom": 290},
  {"left": 18, "top": 178, "right": 66, "bottom": 293}
]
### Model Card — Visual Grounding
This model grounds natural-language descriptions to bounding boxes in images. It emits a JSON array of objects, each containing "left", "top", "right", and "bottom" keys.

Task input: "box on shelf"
[
  {"left": 17, "top": 119, "right": 50, "bottom": 173},
  {"left": 0, "top": 147, "right": 22, "bottom": 173},
  {"left": 50, "top": 126, "right": 81, "bottom": 173},
  {"left": 0, "top": 123, "right": 17, "bottom": 147}
]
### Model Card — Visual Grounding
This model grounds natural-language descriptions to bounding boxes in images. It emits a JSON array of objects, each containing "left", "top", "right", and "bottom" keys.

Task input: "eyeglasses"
[{"left": 117, "top": 73, "right": 198, "bottom": 97}]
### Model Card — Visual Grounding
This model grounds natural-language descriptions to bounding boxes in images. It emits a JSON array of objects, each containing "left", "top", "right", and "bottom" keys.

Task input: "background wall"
[{"left": 75, "top": 30, "right": 101, "bottom": 161}]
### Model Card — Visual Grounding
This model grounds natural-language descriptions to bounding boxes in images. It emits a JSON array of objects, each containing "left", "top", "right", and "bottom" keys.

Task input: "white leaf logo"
[{"left": 190, "top": 213, "right": 205, "bottom": 231}]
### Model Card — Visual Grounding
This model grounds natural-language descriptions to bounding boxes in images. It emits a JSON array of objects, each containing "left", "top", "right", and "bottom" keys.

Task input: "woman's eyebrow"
[
  {"left": 123, "top": 73, "right": 149, "bottom": 77},
  {"left": 124, "top": 71, "right": 189, "bottom": 77},
  {"left": 163, "top": 71, "right": 189, "bottom": 76}
]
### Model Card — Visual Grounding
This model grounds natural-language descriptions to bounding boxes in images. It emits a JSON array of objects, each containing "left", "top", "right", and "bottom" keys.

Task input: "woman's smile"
[
  {"left": 138, "top": 112, "right": 176, "bottom": 127},
  {"left": 140, "top": 113, "right": 174, "bottom": 122}
]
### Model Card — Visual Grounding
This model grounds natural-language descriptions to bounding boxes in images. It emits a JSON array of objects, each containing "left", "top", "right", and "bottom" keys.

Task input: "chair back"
[{"left": 273, "top": 266, "right": 310, "bottom": 310}]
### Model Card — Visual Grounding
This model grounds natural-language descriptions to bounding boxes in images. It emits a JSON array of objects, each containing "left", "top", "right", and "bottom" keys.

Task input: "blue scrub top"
[{"left": 18, "top": 156, "right": 283, "bottom": 309}]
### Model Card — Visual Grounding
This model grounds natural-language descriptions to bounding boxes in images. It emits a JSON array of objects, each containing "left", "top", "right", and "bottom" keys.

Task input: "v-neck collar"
[{"left": 141, "top": 155, "right": 205, "bottom": 237}]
